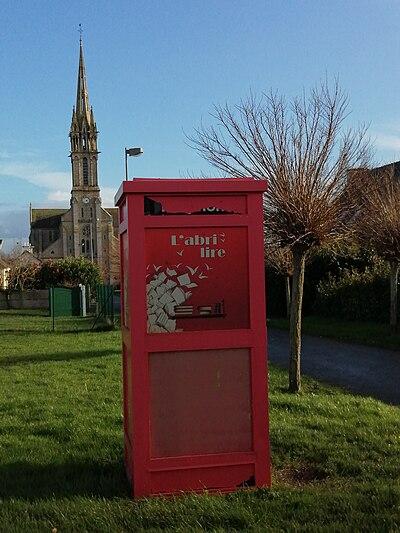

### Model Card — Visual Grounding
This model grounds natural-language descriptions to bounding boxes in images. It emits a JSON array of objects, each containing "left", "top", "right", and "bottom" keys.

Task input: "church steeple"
[
  {"left": 69, "top": 38, "right": 99, "bottom": 192},
  {"left": 76, "top": 39, "right": 91, "bottom": 122}
]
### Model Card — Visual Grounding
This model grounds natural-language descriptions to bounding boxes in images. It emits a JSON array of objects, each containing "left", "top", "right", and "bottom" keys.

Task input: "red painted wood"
[
  {"left": 149, "top": 464, "right": 254, "bottom": 494},
  {"left": 116, "top": 177, "right": 270, "bottom": 498},
  {"left": 143, "top": 214, "right": 250, "bottom": 228},
  {"left": 149, "top": 348, "right": 252, "bottom": 457},
  {"left": 148, "top": 451, "right": 256, "bottom": 471},
  {"left": 114, "top": 177, "right": 266, "bottom": 203}
]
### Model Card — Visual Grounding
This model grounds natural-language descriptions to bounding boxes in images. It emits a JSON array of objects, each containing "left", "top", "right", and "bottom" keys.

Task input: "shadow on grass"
[
  {"left": 0, "top": 327, "right": 107, "bottom": 335},
  {"left": 0, "top": 348, "right": 119, "bottom": 367},
  {"left": 0, "top": 459, "right": 130, "bottom": 499}
]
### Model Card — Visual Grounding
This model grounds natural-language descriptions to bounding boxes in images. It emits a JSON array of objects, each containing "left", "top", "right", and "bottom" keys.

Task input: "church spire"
[
  {"left": 69, "top": 36, "right": 99, "bottom": 191},
  {"left": 75, "top": 39, "right": 91, "bottom": 123}
]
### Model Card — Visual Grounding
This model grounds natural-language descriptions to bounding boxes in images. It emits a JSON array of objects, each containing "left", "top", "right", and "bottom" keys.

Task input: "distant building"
[
  {"left": 29, "top": 39, "right": 118, "bottom": 281},
  {"left": 371, "top": 160, "right": 400, "bottom": 177},
  {"left": 14, "top": 249, "right": 41, "bottom": 268},
  {"left": 0, "top": 256, "right": 10, "bottom": 290}
]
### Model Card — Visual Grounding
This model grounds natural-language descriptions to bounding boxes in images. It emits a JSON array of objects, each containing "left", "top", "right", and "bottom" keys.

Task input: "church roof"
[
  {"left": 31, "top": 208, "right": 68, "bottom": 224},
  {"left": 104, "top": 207, "right": 119, "bottom": 230},
  {"left": 31, "top": 209, "right": 67, "bottom": 229}
]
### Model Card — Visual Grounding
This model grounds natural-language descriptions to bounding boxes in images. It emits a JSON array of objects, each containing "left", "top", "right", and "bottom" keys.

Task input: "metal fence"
[
  {"left": 91, "top": 284, "right": 120, "bottom": 329},
  {"left": 47, "top": 284, "right": 120, "bottom": 331}
]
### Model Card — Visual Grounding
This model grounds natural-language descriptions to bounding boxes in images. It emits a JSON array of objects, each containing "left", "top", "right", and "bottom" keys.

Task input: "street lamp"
[{"left": 125, "top": 147, "right": 143, "bottom": 180}]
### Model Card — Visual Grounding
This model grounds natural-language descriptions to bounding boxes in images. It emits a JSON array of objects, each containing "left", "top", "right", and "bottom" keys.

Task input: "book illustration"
[{"left": 146, "top": 264, "right": 225, "bottom": 333}]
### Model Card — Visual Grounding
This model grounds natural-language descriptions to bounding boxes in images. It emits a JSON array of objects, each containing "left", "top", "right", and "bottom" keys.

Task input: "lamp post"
[{"left": 125, "top": 147, "right": 143, "bottom": 180}]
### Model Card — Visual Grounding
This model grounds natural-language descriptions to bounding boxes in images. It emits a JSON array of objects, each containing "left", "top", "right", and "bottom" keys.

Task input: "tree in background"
[
  {"left": 7, "top": 257, "right": 101, "bottom": 291},
  {"left": 356, "top": 167, "right": 400, "bottom": 332},
  {"left": 190, "top": 81, "right": 371, "bottom": 392},
  {"left": 6, "top": 263, "right": 41, "bottom": 291}
]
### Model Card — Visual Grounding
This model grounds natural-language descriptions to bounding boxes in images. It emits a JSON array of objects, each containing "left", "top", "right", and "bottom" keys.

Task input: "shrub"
[
  {"left": 266, "top": 246, "right": 378, "bottom": 318},
  {"left": 38, "top": 258, "right": 102, "bottom": 289},
  {"left": 7, "top": 258, "right": 102, "bottom": 291},
  {"left": 315, "top": 262, "right": 392, "bottom": 322}
]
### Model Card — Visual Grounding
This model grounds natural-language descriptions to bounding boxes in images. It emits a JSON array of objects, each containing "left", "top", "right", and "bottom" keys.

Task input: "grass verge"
[{"left": 0, "top": 311, "right": 399, "bottom": 531}]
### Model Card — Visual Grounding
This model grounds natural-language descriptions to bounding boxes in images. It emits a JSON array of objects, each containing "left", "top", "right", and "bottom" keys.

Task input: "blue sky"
[{"left": 1, "top": 0, "right": 400, "bottom": 250}]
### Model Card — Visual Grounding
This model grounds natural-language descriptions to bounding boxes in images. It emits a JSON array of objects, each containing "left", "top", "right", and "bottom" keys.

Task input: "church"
[{"left": 29, "top": 40, "right": 119, "bottom": 282}]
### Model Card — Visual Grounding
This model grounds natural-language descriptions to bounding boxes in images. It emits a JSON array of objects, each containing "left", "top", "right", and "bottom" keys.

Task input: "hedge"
[{"left": 314, "top": 264, "right": 393, "bottom": 322}]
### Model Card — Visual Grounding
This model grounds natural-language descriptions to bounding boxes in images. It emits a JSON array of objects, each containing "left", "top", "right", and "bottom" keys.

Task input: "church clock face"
[{"left": 83, "top": 197, "right": 90, "bottom": 204}]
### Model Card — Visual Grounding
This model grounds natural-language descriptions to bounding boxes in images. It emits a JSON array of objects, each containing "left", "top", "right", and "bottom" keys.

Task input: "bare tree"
[
  {"left": 189, "top": 81, "right": 371, "bottom": 392},
  {"left": 355, "top": 166, "right": 400, "bottom": 332}
]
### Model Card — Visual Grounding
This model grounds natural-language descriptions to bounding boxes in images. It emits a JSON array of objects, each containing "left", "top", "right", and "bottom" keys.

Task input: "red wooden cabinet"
[{"left": 115, "top": 178, "right": 270, "bottom": 498}]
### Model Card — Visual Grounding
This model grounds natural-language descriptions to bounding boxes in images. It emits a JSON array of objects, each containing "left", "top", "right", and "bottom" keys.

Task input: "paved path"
[{"left": 268, "top": 328, "right": 400, "bottom": 406}]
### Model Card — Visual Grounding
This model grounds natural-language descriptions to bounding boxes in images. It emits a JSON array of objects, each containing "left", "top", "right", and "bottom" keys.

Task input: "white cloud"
[
  {"left": 101, "top": 187, "right": 119, "bottom": 207},
  {"left": 0, "top": 161, "right": 70, "bottom": 192},
  {"left": 0, "top": 208, "right": 29, "bottom": 243},
  {"left": 47, "top": 190, "right": 70, "bottom": 202},
  {"left": 374, "top": 133, "right": 400, "bottom": 152},
  {"left": 0, "top": 152, "right": 118, "bottom": 208}
]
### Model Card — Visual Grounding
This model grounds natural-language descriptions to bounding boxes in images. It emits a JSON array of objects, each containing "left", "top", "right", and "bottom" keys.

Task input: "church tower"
[
  {"left": 69, "top": 38, "right": 99, "bottom": 194},
  {"left": 29, "top": 37, "right": 119, "bottom": 282},
  {"left": 68, "top": 38, "right": 110, "bottom": 266}
]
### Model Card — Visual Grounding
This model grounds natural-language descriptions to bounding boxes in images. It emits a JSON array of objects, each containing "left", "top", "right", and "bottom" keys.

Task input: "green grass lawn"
[
  {"left": 269, "top": 315, "right": 400, "bottom": 351},
  {"left": 1, "top": 311, "right": 399, "bottom": 531}
]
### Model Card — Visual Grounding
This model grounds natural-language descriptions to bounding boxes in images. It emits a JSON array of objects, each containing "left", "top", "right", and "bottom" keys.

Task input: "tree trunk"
[
  {"left": 285, "top": 275, "right": 291, "bottom": 319},
  {"left": 390, "top": 261, "right": 399, "bottom": 333},
  {"left": 289, "top": 250, "right": 306, "bottom": 392}
]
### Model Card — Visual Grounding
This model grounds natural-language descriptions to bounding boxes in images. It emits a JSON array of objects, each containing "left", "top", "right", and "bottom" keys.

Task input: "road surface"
[{"left": 268, "top": 328, "right": 400, "bottom": 405}]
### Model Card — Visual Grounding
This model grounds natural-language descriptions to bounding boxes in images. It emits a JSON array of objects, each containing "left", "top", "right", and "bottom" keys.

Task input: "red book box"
[{"left": 115, "top": 178, "right": 270, "bottom": 498}]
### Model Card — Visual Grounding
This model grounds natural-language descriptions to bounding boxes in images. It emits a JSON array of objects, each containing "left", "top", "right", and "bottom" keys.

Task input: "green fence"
[
  {"left": 49, "top": 287, "right": 82, "bottom": 317},
  {"left": 92, "top": 284, "right": 116, "bottom": 329}
]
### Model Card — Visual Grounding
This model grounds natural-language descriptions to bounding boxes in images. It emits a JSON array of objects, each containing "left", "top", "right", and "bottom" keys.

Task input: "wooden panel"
[
  {"left": 149, "top": 464, "right": 254, "bottom": 495},
  {"left": 149, "top": 349, "right": 252, "bottom": 458}
]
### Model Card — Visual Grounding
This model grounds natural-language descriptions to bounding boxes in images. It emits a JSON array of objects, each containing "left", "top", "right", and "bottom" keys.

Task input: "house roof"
[
  {"left": 16, "top": 250, "right": 42, "bottom": 266},
  {"left": 0, "top": 256, "right": 10, "bottom": 269},
  {"left": 372, "top": 161, "right": 400, "bottom": 178}
]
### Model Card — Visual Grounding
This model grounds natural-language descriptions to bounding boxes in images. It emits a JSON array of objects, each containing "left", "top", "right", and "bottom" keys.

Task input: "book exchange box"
[{"left": 115, "top": 178, "right": 270, "bottom": 497}]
